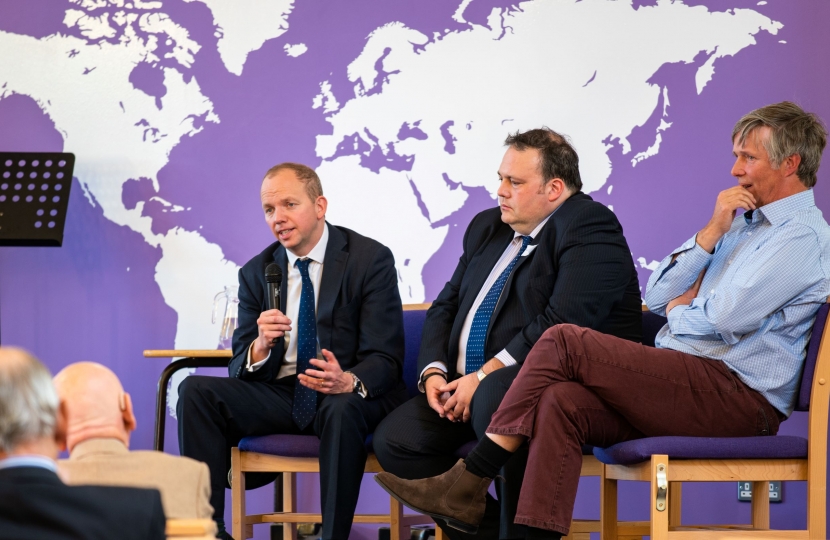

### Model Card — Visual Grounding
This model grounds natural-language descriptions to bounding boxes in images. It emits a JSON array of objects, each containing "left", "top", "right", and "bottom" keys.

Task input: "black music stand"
[
  {"left": 0, "top": 152, "right": 74, "bottom": 246},
  {"left": 0, "top": 152, "right": 75, "bottom": 344}
]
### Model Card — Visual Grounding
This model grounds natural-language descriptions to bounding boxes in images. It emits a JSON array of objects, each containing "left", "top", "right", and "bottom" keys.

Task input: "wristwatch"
[
  {"left": 346, "top": 371, "right": 367, "bottom": 398},
  {"left": 476, "top": 368, "right": 487, "bottom": 382}
]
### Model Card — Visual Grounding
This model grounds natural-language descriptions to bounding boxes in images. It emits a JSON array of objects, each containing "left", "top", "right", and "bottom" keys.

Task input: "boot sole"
[{"left": 374, "top": 475, "right": 479, "bottom": 534}]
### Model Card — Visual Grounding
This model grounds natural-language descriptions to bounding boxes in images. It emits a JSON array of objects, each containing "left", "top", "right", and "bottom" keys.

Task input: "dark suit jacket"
[
  {"left": 0, "top": 466, "right": 165, "bottom": 540},
  {"left": 228, "top": 223, "right": 405, "bottom": 398},
  {"left": 419, "top": 192, "right": 642, "bottom": 378}
]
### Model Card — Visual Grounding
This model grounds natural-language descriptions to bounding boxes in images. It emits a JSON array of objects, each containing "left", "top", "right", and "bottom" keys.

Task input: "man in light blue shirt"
[
  {"left": 372, "top": 102, "right": 830, "bottom": 539},
  {"left": 646, "top": 188, "right": 830, "bottom": 416}
]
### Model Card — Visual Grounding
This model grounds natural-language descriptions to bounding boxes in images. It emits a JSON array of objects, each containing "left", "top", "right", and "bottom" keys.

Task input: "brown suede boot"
[{"left": 374, "top": 459, "right": 491, "bottom": 533}]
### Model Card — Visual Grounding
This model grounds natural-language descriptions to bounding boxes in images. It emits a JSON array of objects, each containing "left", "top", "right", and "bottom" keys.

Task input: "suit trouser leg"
[
  {"left": 486, "top": 324, "right": 784, "bottom": 534},
  {"left": 374, "top": 394, "right": 502, "bottom": 540},
  {"left": 470, "top": 365, "right": 527, "bottom": 540},
  {"left": 177, "top": 375, "right": 305, "bottom": 521},
  {"left": 373, "top": 393, "right": 478, "bottom": 478},
  {"left": 314, "top": 388, "right": 408, "bottom": 540}
]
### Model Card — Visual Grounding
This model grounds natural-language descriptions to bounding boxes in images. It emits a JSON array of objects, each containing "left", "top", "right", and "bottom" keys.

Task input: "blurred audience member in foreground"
[
  {"left": 55, "top": 361, "right": 213, "bottom": 520},
  {"left": 0, "top": 347, "right": 165, "bottom": 540}
]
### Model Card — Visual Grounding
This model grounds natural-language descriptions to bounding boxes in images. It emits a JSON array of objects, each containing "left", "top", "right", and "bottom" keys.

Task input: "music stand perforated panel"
[{"left": 0, "top": 152, "right": 74, "bottom": 247}]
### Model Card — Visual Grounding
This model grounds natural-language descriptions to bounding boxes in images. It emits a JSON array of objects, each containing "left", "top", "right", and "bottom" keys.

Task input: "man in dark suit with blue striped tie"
[
  {"left": 177, "top": 163, "right": 407, "bottom": 540},
  {"left": 373, "top": 128, "right": 642, "bottom": 540}
]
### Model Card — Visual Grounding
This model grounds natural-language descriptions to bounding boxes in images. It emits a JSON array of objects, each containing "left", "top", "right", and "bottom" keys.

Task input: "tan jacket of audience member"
[{"left": 59, "top": 438, "right": 212, "bottom": 520}]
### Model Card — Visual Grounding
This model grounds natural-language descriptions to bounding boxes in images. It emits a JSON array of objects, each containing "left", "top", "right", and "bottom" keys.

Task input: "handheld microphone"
[{"left": 265, "top": 263, "right": 282, "bottom": 312}]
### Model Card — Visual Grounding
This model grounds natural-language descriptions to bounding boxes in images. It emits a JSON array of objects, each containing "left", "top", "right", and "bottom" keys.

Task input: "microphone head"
[{"left": 265, "top": 263, "right": 282, "bottom": 284}]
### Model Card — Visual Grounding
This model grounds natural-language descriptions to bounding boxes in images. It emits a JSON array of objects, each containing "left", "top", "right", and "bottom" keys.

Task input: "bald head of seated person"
[
  {"left": 0, "top": 347, "right": 165, "bottom": 540},
  {"left": 54, "top": 362, "right": 212, "bottom": 520},
  {"left": 373, "top": 127, "right": 643, "bottom": 540}
]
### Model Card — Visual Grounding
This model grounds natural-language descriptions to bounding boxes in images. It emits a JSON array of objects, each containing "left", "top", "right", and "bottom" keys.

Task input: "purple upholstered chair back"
[
  {"left": 795, "top": 303, "right": 830, "bottom": 412},
  {"left": 402, "top": 307, "right": 429, "bottom": 399}
]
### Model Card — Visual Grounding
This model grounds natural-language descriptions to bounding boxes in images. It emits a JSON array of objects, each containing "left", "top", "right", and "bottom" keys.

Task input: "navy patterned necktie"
[
  {"left": 465, "top": 235, "right": 532, "bottom": 374},
  {"left": 292, "top": 258, "right": 318, "bottom": 430}
]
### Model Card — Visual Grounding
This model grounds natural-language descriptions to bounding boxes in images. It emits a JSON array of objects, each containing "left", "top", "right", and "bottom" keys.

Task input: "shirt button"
[{"left": 710, "top": 289, "right": 715, "bottom": 294}]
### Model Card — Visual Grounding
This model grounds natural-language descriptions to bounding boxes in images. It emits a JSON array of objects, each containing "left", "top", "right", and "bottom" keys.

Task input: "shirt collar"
[
  {"left": 514, "top": 209, "right": 556, "bottom": 241},
  {"left": 0, "top": 455, "right": 58, "bottom": 473},
  {"left": 286, "top": 222, "right": 329, "bottom": 268},
  {"left": 744, "top": 189, "right": 815, "bottom": 226},
  {"left": 69, "top": 438, "right": 129, "bottom": 460}
]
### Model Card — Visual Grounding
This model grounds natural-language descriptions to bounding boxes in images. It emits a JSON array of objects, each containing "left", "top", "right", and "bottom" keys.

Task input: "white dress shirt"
[
  {"left": 247, "top": 224, "right": 328, "bottom": 378},
  {"left": 421, "top": 212, "right": 554, "bottom": 381}
]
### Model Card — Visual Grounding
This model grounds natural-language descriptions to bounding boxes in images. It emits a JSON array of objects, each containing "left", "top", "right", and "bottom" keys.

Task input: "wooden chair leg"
[
  {"left": 231, "top": 448, "right": 246, "bottom": 540},
  {"left": 808, "top": 460, "right": 827, "bottom": 539},
  {"left": 668, "top": 481, "right": 682, "bottom": 529},
  {"left": 751, "top": 480, "right": 770, "bottom": 530},
  {"left": 283, "top": 472, "right": 298, "bottom": 540},
  {"left": 650, "top": 456, "right": 669, "bottom": 540},
  {"left": 389, "top": 495, "right": 407, "bottom": 540},
  {"left": 434, "top": 520, "right": 445, "bottom": 540},
  {"left": 600, "top": 464, "right": 618, "bottom": 540}
]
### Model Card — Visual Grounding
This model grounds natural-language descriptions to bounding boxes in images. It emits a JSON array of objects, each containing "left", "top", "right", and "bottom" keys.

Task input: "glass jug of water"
[{"left": 212, "top": 286, "right": 239, "bottom": 350}]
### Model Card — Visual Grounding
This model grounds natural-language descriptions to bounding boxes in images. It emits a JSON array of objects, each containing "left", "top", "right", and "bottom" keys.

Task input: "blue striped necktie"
[
  {"left": 292, "top": 258, "right": 318, "bottom": 430},
  {"left": 465, "top": 235, "right": 532, "bottom": 374}
]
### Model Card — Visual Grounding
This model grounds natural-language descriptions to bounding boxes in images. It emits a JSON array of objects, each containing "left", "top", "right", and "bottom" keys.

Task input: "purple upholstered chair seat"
[
  {"left": 593, "top": 435, "right": 808, "bottom": 466},
  {"left": 239, "top": 433, "right": 374, "bottom": 458}
]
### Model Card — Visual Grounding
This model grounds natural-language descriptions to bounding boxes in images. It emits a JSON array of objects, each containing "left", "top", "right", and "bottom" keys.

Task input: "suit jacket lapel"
[
  {"left": 317, "top": 224, "right": 348, "bottom": 351},
  {"left": 456, "top": 225, "right": 515, "bottom": 326},
  {"left": 488, "top": 218, "right": 553, "bottom": 336}
]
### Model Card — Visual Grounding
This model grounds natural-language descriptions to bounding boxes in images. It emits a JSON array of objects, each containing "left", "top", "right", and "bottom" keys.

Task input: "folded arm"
[{"left": 664, "top": 225, "right": 826, "bottom": 343}]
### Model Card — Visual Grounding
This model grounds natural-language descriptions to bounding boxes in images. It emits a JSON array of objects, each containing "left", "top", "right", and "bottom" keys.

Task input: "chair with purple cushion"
[
  {"left": 231, "top": 304, "right": 435, "bottom": 540},
  {"left": 597, "top": 303, "right": 830, "bottom": 540}
]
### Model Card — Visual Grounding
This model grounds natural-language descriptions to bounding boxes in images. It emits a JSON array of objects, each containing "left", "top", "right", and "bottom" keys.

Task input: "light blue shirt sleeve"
[
  {"left": 644, "top": 234, "right": 713, "bottom": 316},
  {"left": 666, "top": 224, "right": 827, "bottom": 343}
]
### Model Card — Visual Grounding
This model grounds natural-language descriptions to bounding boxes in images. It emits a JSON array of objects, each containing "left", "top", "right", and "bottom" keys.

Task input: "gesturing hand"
[
  {"left": 697, "top": 186, "right": 756, "bottom": 253},
  {"left": 297, "top": 349, "right": 354, "bottom": 394}
]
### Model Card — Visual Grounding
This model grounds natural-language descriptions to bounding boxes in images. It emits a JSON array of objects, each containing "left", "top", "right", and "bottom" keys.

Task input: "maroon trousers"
[{"left": 486, "top": 324, "right": 784, "bottom": 535}]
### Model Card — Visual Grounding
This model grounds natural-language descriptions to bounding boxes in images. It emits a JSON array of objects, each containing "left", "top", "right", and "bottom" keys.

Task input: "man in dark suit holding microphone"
[
  {"left": 177, "top": 163, "right": 407, "bottom": 540},
  {"left": 373, "top": 128, "right": 642, "bottom": 540}
]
